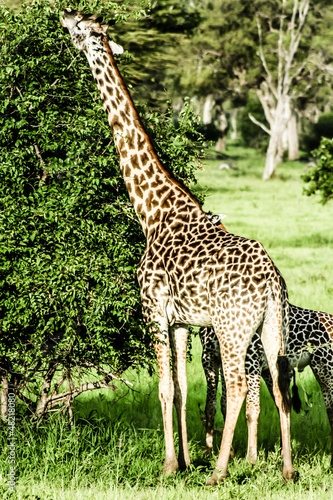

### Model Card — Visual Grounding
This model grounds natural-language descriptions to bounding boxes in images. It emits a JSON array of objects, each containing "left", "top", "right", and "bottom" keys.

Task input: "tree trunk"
[
  {"left": 263, "top": 132, "right": 280, "bottom": 180},
  {"left": 263, "top": 98, "right": 291, "bottom": 180},
  {"left": 35, "top": 361, "right": 58, "bottom": 418},
  {"left": 215, "top": 136, "right": 227, "bottom": 152},
  {"left": 288, "top": 112, "right": 299, "bottom": 160},
  {"left": 0, "top": 375, "right": 8, "bottom": 420},
  {"left": 215, "top": 111, "right": 228, "bottom": 152},
  {"left": 229, "top": 109, "right": 238, "bottom": 140},
  {"left": 202, "top": 94, "right": 214, "bottom": 125}
]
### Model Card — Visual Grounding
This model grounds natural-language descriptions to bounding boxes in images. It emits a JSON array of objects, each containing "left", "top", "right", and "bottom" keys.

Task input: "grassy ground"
[{"left": 1, "top": 145, "right": 333, "bottom": 499}]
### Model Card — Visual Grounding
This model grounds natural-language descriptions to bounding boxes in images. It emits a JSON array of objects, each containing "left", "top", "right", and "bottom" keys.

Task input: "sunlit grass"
[{"left": 1, "top": 338, "right": 332, "bottom": 499}]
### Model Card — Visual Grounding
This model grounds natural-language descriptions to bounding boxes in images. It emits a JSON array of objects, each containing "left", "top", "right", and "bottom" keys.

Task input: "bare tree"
[{"left": 250, "top": 0, "right": 309, "bottom": 180}]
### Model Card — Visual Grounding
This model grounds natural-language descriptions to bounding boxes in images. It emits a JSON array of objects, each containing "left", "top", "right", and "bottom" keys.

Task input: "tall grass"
[{"left": 1, "top": 145, "right": 333, "bottom": 499}]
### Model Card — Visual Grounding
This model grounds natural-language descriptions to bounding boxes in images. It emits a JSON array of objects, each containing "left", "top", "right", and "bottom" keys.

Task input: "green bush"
[
  {"left": 239, "top": 95, "right": 269, "bottom": 149},
  {"left": 302, "top": 138, "right": 333, "bottom": 203},
  {"left": 0, "top": 0, "right": 205, "bottom": 413},
  {"left": 301, "top": 112, "right": 333, "bottom": 153}
]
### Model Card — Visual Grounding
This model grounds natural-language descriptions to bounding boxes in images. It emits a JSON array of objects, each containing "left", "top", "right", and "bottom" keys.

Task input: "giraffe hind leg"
[
  {"left": 170, "top": 325, "right": 190, "bottom": 471},
  {"left": 207, "top": 322, "right": 251, "bottom": 485},
  {"left": 260, "top": 301, "right": 295, "bottom": 481},
  {"left": 245, "top": 373, "right": 261, "bottom": 464},
  {"left": 310, "top": 349, "right": 333, "bottom": 468}
]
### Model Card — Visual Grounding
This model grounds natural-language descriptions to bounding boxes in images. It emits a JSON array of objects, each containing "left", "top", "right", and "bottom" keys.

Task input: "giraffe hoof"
[
  {"left": 205, "top": 469, "right": 226, "bottom": 486},
  {"left": 205, "top": 477, "right": 218, "bottom": 487},
  {"left": 203, "top": 447, "right": 213, "bottom": 457},
  {"left": 246, "top": 454, "right": 257, "bottom": 465},
  {"left": 283, "top": 467, "right": 296, "bottom": 482},
  {"left": 163, "top": 458, "right": 179, "bottom": 475}
]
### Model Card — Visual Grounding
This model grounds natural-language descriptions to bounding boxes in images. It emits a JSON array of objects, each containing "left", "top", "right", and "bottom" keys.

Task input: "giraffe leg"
[
  {"left": 170, "top": 325, "right": 190, "bottom": 471},
  {"left": 327, "top": 407, "right": 333, "bottom": 468},
  {"left": 154, "top": 328, "right": 178, "bottom": 474},
  {"left": 207, "top": 330, "right": 249, "bottom": 485},
  {"left": 220, "top": 364, "right": 235, "bottom": 458},
  {"left": 199, "top": 328, "right": 219, "bottom": 453},
  {"left": 245, "top": 373, "right": 261, "bottom": 464},
  {"left": 204, "top": 363, "right": 219, "bottom": 453},
  {"left": 310, "top": 355, "right": 333, "bottom": 468},
  {"left": 260, "top": 315, "right": 295, "bottom": 481},
  {"left": 244, "top": 335, "right": 263, "bottom": 464}
]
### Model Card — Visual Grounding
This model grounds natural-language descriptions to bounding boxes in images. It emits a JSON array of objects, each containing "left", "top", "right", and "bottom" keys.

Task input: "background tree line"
[{"left": 1, "top": 0, "right": 332, "bottom": 420}]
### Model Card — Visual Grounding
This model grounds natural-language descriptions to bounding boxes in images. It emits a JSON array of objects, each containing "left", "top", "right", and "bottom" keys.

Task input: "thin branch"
[
  {"left": 277, "top": 0, "right": 286, "bottom": 96},
  {"left": 249, "top": 113, "right": 271, "bottom": 136},
  {"left": 83, "top": 361, "right": 134, "bottom": 387},
  {"left": 256, "top": 86, "right": 275, "bottom": 126},
  {"left": 15, "top": 390, "right": 36, "bottom": 412},
  {"left": 283, "top": 0, "right": 310, "bottom": 94},
  {"left": 256, "top": 15, "right": 278, "bottom": 100},
  {"left": 46, "top": 53, "right": 81, "bottom": 91},
  {"left": 43, "top": 378, "right": 118, "bottom": 412}
]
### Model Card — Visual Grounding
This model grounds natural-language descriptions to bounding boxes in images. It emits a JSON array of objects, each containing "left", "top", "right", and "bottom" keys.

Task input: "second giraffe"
[{"left": 200, "top": 304, "right": 333, "bottom": 465}]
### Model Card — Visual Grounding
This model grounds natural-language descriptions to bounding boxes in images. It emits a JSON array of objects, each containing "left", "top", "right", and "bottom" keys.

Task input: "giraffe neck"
[{"left": 84, "top": 37, "right": 203, "bottom": 238}]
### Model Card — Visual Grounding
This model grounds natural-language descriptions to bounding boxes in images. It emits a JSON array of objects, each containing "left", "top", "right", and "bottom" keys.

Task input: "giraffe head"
[{"left": 60, "top": 8, "right": 123, "bottom": 56}]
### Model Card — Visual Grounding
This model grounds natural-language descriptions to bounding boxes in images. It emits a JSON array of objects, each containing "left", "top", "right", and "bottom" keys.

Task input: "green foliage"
[
  {"left": 109, "top": 0, "right": 200, "bottom": 109},
  {"left": 301, "top": 112, "right": 333, "bottom": 153},
  {"left": 239, "top": 95, "right": 269, "bottom": 149},
  {"left": 0, "top": 0, "right": 206, "bottom": 397},
  {"left": 303, "top": 138, "right": 333, "bottom": 204}
]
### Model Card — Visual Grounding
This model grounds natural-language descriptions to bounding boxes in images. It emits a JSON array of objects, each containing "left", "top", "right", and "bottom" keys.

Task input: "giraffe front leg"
[
  {"left": 208, "top": 367, "right": 248, "bottom": 485},
  {"left": 171, "top": 325, "right": 190, "bottom": 471},
  {"left": 154, "top": 328, "right": 178, "bottom": 475}
]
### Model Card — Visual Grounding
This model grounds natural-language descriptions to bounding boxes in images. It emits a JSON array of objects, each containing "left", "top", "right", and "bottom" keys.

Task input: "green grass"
[{"left": 1, "top": 145, "right": 333, "bottom": 499}]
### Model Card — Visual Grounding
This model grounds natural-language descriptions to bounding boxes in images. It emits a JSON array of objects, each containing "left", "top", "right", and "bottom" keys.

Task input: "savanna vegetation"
[
  {"left": 1, "top": 147, "right": 333, "bottom": 499},
  {"left": 1, "top": 0, "right": 333, "bottom": 498}
]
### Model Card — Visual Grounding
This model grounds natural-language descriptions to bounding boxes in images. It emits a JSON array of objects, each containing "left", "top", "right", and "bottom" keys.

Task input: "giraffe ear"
[{"left": 108, "top": 41, "right": 124, "bottom": 55}]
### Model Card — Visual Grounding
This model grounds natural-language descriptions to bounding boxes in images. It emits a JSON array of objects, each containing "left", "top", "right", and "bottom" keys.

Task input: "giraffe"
[
  {"left": 200, "top": 305, "right": 333, "bottom": 466},
  {"left": 60, "top": 9, "right": 295, "bottom": 484}
]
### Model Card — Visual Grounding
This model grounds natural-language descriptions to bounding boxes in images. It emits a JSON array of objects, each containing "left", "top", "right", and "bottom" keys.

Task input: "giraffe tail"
[
  {"left": 277, "top": 356, "right": 292, "bottom": 413},
  {"left": 275, "top": 270, "right": 293, "bottom": 413},
  {"left": 291, "top": 370, "right": 302, "bottom": 414}
]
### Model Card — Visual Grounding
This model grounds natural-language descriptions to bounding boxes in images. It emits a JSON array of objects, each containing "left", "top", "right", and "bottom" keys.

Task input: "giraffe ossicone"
[{"left": 61, "top": 9, "right": 295, "bottom": 485}]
